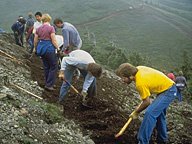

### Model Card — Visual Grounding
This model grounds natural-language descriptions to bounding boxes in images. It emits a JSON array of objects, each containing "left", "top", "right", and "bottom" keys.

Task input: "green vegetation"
[
  {"left": 28, "top": 99, "right": 63, "bottom": 124},
  {"left": 18, "top": 137, "right": 35, "bottom": 144},
  {"left": 18, "top": 117, "right": 28, "bottom": 127},
  {"left": 40, "top": 103, "right": 63, "bottom": 124}
]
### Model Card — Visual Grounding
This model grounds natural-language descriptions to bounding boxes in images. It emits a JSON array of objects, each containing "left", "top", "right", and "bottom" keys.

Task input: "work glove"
[
  {"left": 81, "top": 90, "right": 88, "bottom": 103},
  {"left": 58, "top": 71, "right": 65, "bottom": 81},
  {"left": 129, "top": 111, "right": 139, "bottom": 120}
]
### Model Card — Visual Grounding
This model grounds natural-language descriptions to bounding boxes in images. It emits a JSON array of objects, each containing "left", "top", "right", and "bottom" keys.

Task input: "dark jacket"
[{"left": 11, "top": 21, "right": 25, "bottom": 34}]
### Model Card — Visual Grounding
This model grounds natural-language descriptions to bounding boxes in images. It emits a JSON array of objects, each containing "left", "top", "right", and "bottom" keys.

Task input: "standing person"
[
  {"left": 34, "top": 14, "right": 60, "bottom": 91},
  {"left": 116, "top": 63, "right": 180, "bottom": 144},
  {"left": 25, "top": 12, "right": 35, "bottom": 32},
  {"left": 175, "top": 71, "right": 187, "bottom": 92},
  {"left": 25, "top": 12, "right": 35, "bottom": 53},
  {"left": 28, "top": 12, "right": 43, "bottom": 53},
  {"left": 33, "top": 12, "right": 43, "bottom": 34},
  {"left": 58, "top": 50, "right": 102, "bottom": 106},
  {"left": 53, "top": 18, "right": 82, "bottom": 54},
  {"left": 11, "top": 16, "right": 26, "bottom": 47}
]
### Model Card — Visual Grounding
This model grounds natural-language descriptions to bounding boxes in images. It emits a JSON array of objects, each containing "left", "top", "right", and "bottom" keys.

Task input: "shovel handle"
[
  {"left": 64, "top": 79, "right": 80, "bottom": 95},
  {"left": 115, "top": 117, "right": 133, "bottom": 138}
]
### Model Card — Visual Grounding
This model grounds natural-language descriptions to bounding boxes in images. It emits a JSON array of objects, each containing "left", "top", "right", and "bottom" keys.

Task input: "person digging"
[
  {"left": 115, "top": 63, "right": 181, "bottom": 144},
  {"left": 58, "top": 50, "right": 102, "bottom": 107}
]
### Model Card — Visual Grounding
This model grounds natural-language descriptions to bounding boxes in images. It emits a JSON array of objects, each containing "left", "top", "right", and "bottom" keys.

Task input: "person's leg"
[
  {"left": 156, "top": 109, "right": 168, "bottom": 144},
  {"left": 45, "top": 52, "right": 58, "bottom": 87},
  {"left": 137, "top": 85, "right": 177, "bottom": 144},
  {"left": 14, "top": 32, "right": 21, "bottom": 46},
  {"left": 41, "top": 54, "right": 50, "bottom": 86},
  {"left": 28, "top": 34, "right": 34, "bottom": 53},
  {"left": 59, "top": 66, "right": 75, "bottom": 102},
  {"left": 20, "top": 33, "right": 24, "bottom": 47}
]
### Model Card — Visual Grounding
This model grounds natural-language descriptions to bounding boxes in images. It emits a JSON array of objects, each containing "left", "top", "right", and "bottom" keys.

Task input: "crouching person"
[
  {"left": 116, "top": 63, "right": 180, "bottom": 144},
  {"left": 58, "top": 50, "right": 102, "bottom": 106}
]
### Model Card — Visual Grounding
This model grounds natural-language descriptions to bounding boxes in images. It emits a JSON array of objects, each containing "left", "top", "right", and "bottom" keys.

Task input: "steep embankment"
[{"left": 0, "top": 33, "right": 192, "bottom": 144}]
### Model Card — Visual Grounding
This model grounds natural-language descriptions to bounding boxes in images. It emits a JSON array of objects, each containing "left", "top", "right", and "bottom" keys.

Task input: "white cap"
[{"left": 55, "top": 35, "right": 64, "bottom": 48}]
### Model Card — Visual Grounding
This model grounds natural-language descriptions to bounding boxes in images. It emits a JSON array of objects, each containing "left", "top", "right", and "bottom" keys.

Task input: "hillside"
[
  {"left": 0, "top": 33, "right": 192, "bottom": 143},
  {"left": 0, "top": 0, "right": 192, "bottom": 70}
]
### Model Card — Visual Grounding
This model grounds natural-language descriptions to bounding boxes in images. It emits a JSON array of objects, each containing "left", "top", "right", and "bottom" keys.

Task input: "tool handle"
[
  {"left": 64, "top": 79, "right": 80, "bottom": 95},
  {"left": 115, "top": 117, "right": 133, "bottom": 138},
  {"left": 70, "top": 85, "right": 80, "bottom": 94}
]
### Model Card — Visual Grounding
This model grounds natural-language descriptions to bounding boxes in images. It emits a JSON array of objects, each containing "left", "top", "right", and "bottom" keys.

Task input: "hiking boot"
[{"left": 44, "top": 86, "right": 56, "bottom": 91}]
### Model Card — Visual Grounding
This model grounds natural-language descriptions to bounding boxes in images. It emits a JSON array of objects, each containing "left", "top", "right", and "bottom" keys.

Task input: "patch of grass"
[
  {"left": 28, "top": 99, "right": 63, "bottom": 124},
  {"left": 18, "top": 117, "right": 28, "bottom": 127},
  {"left": 40, "top": 103, "right": 63, "bottom": 124},
  {"left": 18, "top": 137, "right": 35, "bottom": 144}
]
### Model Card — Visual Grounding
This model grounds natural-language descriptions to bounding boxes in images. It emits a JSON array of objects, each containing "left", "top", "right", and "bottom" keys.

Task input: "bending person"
[
  {"left": 58, "top": 50, "right": 102, "bottom": 106},
  {"left": 116, "top": 63, "right": 180, "bottom": 144},
  {"left": 54, "top": 18, "right": 82, "bottom": 54}
]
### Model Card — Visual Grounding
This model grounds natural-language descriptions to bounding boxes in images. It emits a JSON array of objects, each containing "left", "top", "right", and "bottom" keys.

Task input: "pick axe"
[{"left": 115, "top": 117, "right": 133, "bottom": 138}]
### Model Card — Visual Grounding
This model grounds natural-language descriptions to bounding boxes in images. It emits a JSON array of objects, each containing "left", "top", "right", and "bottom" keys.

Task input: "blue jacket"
[{"left": 11, "top": 21, "right": 25, "bottom": 34}]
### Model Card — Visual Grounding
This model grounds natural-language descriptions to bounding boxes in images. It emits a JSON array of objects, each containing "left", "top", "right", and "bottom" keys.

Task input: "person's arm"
[
  {"left": 184, "top": 77, "right": 188, "bottom": 88},
  {"left": 129, "top": 97, "right": 151, "bottom": 119},
  {"left": 11, "top": 23, "right": 16, "bottom": 32},
  {"left": 51, "top": 32, "right": 59, "bottom": 50},
  {"left": 33, "top": 33, "right": 39, "bottom": 52},
  {"left": 60, "top": 57, "right": 79, "bottom": 71},
  {"left": 62, "top": 29, "right": 70, "bottom": 49},
  {"left": 20, "top": 24, "right": 25, "bottom": 34},
  {"left": 82, "top": 73, "right": 95, "bottom": 93},
  {"left": 135, "top": 97, "right": 151, "bottom": 113}
]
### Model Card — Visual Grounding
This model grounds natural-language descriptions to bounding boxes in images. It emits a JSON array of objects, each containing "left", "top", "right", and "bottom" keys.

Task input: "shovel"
[
  {"left": 64, "top": 79, "right": 92, "bottom": 108},
  {"left": 64, "top": 79, "right": 81, "bottom": 95},
  {"left": 115, "top": 117, "right": 133, "bottom": 138}
]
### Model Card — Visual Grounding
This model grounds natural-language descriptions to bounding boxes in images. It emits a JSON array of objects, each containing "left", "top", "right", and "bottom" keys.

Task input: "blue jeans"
[
  {"left": 59, "top": 67, "right": 96, "bottom": 102},
  {"left": 42, "top": 52, "right": 58, "bottom": 87},
  {"left": 28, "top": 34, "right": 34, "bottom": 53},
  {"left": 137, "top": 85, "right": 178, "bottom": 144}
]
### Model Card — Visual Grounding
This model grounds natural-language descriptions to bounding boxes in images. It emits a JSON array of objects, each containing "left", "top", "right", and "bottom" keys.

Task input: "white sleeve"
[
  {"left": 82, "top": 73, "right": 95, "bottom": 92},
  {"left": 60, "top": 57, "right": 80, "bottom": 70}
]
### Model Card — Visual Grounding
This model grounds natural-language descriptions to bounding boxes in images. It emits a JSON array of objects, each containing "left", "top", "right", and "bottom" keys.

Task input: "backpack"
[
  {"left": 176, "top": 83, "right": 185, "bottom": 91},
  {"left": 175, "top": 76, "right": 186, "bottom": 91}
]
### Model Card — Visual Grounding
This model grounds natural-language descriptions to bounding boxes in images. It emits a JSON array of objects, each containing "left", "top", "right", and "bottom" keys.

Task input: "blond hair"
[
  {"left": 116, "top": 63, "right": 138, "bottom": 77},
  {"left": 42, "top": 14, "right": 52, "bottom": 23}
]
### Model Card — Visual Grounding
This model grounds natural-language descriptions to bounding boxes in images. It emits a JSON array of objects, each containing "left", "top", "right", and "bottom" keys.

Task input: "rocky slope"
[{"left": 0, "top": 33, "right": 192, "bottom": 144}]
